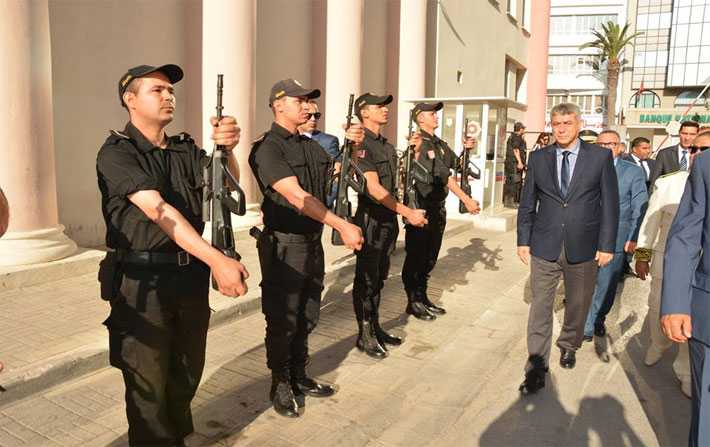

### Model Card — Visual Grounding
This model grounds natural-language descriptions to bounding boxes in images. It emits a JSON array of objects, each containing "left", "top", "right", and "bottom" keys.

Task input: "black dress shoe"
[
  {"left": 421, "top": 291, "right": 446, "bottom": 315},
  {"left": 519, "top": 368, "right": 546, "bottom": 395},
  {"left": 560, "top": 349, "right": 576, "bottom": 369},
  {"left": 293, "top": 377, "right": 336, "bottom": 398},
  {"left": 594, "top": 323, "right": 606, "bottom": 337},
  {"left": 356, "top": 321, "right": 388, "bottom": 359},
  {"left": 270, "top": 380, "right": 299, "bottom": 418},
  {"left": 406, "top": 302, "right": 436, "bottom": 321},
  {"left": 374, "top": 320, "right": 403, "bottom": 346}
]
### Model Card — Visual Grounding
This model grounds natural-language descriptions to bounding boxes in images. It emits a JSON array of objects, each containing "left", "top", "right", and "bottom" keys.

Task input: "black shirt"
[
  {"left": 355, "top": 128, "right": 398, "bottom": 216},
  {"left": 249, "top": 122, "right": 331, "bottom": 234},
  {"left": 96, "top": 122, "right": 207, "bottom": 252},
  {"left": 415, "top": 130, "right": 457, "bottom": 204},
  {"left": 506, "top": 133, "right": 527, "bottom": 165}
]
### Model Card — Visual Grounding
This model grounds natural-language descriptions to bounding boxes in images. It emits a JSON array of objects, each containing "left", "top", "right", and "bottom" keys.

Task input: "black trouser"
[
  {"left": 352, "top": 206, "right": 399, "bottom": 322},
  {"left": 402, "top": 204, "right": 447, "bottom": 299},
  {"left": 258, "top": 229, "right": 325, "bottom": 380},
  {"left": 104, "top": 261, "right": 210, "bottom": 446}
]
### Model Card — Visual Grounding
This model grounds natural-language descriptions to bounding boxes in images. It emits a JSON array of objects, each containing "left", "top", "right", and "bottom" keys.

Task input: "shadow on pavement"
[{"left": 480, "top": 378, "right": 644, "bottom": 447}]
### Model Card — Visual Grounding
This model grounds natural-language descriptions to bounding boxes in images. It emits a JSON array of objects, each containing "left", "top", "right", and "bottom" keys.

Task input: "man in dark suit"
[
  {"left": 298, "top": 101, "right": 340, "bottom": 207},
  {"left": 660, "top": 131, "right": 710, "bottom": 446},
  {"left": 648, "top": 120, "right": 699, "bottom": 187},
  {"left": 622, "top": 136, "right": 656, "bottom": 189},
  {"left": 517, "top": 102, "right": 619, "bottom": 394},
  {"left": 584, "top": 130, "right": 648, "bottom": 340}
]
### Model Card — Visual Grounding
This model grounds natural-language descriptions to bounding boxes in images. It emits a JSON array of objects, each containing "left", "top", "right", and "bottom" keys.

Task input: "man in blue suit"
[
  {"left": 298, "top": 101, "right": 340, "bottom": 208},
  {"left": 661, "top": 131, "right": 710, "bottom": 447},
  {"left": 584, "top": 130, "right": 648, "bottom": 340},
  {"left": 517, "top": 103, "right": 619, "bottom": 394}
]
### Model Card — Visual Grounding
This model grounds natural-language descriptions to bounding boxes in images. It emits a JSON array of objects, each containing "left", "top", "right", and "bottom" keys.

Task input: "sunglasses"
[
  {"left": 307, "top": 112, "right": 322, "bottom": 120},
  {"left": 690, "top": 145, "right": 710, "bottom": 154}
]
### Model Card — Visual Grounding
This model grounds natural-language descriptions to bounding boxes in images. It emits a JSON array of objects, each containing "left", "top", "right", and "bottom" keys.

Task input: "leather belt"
[
  {"left": 264, "top": 228, "right": 322, "bottom": 243},
  {"left": 115, "top": 249, "right": 193, "bottom": 266}
]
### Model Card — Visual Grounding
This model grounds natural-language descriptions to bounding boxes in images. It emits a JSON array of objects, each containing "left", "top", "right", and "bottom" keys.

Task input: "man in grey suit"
[
  {"left": 649, "top": 120, "right": 699, "bottom": 187},
  {"left": 517, "top": 103, "right": 619, "bottom": 394},
  {"left": 661, "top": 132, "right": 710, "bottom": 446},
  {"left": 622, "top": 136, "right": 656, "bottom": 189},
  {"left": 298, "top": 101, "right": 340, "bottom": 207},
  {"left": 584, "top": 130, "right": 648, "bottom": 340}
]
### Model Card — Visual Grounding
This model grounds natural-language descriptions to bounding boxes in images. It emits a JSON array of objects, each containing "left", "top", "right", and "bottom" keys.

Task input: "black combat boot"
[
  {"left": 373, "top": 314, "right": 403, "bottom": 347},
  {"left": 270, "top": 374, "right": 299, "bottom": 418},
  {"left": 291, "top": 366, "right": 336, "bottom": 398},
  {"left": 405, "top": 289, "right": 435, "bottom": 321},
  {"left": 356, "top": 319, "right": 388, "bottom": 359},
  {"left": 420, "top": 288, "right": 446, "bottom": 315}
]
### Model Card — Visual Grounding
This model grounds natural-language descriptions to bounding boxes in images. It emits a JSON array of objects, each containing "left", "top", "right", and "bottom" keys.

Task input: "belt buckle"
[{"left": 177, "top": 251, "right": 190, "bottom": 266}]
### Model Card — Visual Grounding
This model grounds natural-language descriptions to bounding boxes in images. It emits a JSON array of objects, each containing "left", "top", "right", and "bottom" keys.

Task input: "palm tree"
[{"left": 580, "top": 22, "right": 643, "bottom": 126}]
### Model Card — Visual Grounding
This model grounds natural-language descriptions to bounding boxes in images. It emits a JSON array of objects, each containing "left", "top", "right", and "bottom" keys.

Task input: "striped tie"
[{"left": 680, "top": 150, "right": 688, "bottom": 171}]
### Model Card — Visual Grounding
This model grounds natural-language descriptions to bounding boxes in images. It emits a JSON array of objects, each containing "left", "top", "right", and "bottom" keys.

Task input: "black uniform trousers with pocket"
[
  {"left": 258, "top": 230, "right": 325, "bottom": 379},
  {"left": 402, "top": 204, "right": 447, "bottom": 297},
  {"left": 104, "top": 261, "right": 210, "bottom": 446},
  {"left": 352, "top": 205, "right": 399, "bottom": 321}
]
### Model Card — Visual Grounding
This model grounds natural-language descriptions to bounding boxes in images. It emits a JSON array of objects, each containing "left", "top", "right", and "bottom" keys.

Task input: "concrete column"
[
  {"left": 524, "top": 0, "right": 551, "bottom": 142},
  {"left": 396, "top": 0, "right": 427, "bottom": 148},
  {"left": 324, "top": 0, "right": 364, "bottom": 137},
  {"left": 0, "top": 0, "right": 76, "bottom": 266},
  {"left": 202, "top": 0, "right": 260, "bottom": 227}
]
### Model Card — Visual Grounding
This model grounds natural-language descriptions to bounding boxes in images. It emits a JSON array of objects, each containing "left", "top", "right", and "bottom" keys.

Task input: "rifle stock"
[
  {"left": 203, "top": 74, "right": 246, "bottom": 290},
  {"left": 331, "top": 94, "right": 367, "bottom": 245}
]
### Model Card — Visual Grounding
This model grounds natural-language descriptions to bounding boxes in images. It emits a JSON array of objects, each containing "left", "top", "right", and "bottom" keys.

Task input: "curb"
[{"left": 0, "top": 221, "right": 473, "bottom": 408}]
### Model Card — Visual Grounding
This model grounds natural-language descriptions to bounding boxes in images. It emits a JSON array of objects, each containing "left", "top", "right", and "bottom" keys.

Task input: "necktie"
[
  {"left": 560, "top": 151, "right": 571, "bottom": 197},
  {"left": 680, "top": 150, "right": 688, "bottom": 171}
]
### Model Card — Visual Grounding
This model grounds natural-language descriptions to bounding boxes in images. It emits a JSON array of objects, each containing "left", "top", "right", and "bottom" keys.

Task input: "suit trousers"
[
  {"left": 105, "top": 262, "right": 211, "bottom": 446},
  {"left": 646, "top": 275, "right": 690, "bottom": 382},
  {"left": 584, "top": 251, "right": 625, "bottom": 336},
  {"left": 689, "top": 338, "right": 710, "bottom": 447},
  {"left": 527, "top": 247, "right": 598, "bottom": 370}
]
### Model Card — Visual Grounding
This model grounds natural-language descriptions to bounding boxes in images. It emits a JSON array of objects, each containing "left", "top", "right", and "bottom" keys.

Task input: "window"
[
  {"left": 675, "top": 90, "right": 707, "bottom": 107},
  {"left": 667, "top": 0, "right": 710, "bottom": 86},
  {"left": 629, "top": 90, "right": 661, "bottom": 108},
  {"left": 550, "top": 14, "right": 618, "bottom": 35},
  {"left": 547, "top": 55, "right": 599, "bottom": 75},
  {"left": 507, "top": 0, "right": 517, "bottom": 19}
]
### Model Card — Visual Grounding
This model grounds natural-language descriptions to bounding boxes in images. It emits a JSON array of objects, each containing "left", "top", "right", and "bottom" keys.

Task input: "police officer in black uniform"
[
  {"left": 351, "top": 93, "right": 428, "bottom": 359},
  {"left": 503, "top": 121, "right": 527, "bottom": 208},
  {"left": 249, "top": 79, "right": 365, "bottom": 418},
  {"left": 402, "top": 102, "right": 481, "bottom": 320},
  {"left": 96, "top": 64, "right": 249, "bottom": 446}
]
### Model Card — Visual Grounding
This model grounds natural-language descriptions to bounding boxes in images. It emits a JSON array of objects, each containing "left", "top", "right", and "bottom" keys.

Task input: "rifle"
[
  {"left": 402, "top": 109, "right": 433, "bottom": 224},
  {"left": 332, "top": 94, "right": 367, "bottom": 245},
  {"left": 458, "top": 119, "right": 482, "bottom": 214},
  {"left": 202, "top": 74, "right": 246, "bottom": 289}
]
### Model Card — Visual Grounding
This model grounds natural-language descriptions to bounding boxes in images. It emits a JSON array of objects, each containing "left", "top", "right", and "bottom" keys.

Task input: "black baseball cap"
[
  {"left": 355, "top": 93, "right": 393, "bottom": 119},
  {"left": 412, "top": 101, "right": 443, "bottom": 117},
  {"left": 514, "top": 121, "right": 526, "bottom": 131},
  {"left": 118, "top": 64, "right": 183, "bottom": 106},
  {"left": 269, "top": 78, "right": 320, "bottom": 105}
]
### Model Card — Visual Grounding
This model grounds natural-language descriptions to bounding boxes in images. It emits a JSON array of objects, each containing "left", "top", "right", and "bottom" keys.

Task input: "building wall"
[
  {"left": 434, "top": 1, "right": 529, "bottom": 99},
  {"left": 48, "top": 0, "right": 196, "bottom": 247}
]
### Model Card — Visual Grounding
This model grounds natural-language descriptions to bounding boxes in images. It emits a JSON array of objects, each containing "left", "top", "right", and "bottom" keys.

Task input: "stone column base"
[{"left": 0, "top": 225, "right": 77, "bottom": 266}]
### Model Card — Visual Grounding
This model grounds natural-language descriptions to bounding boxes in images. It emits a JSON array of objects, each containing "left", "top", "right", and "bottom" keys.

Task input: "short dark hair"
[
  {"left": 122, "top": 78, "right": 143, "bottom": 110},
  {"left": 597, "top": 129, "right": 621, "bottom": 141},
  {"left": 680, "top": 120, "right": 700, "bottom": 132},
  {"left": 630, "top": 136, "right": 650, "bottom": 149}
]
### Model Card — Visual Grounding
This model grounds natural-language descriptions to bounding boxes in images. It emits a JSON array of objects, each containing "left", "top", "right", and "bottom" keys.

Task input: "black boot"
[
  {"left": 405, "top": 289, "right": 435, "bottom": 321},
  {"left": 356, "top": 320, "right": 388, "bottom": 359},
  {"left": 420, "top": 289, "right": 446, "bottom": 315},
  {"left": 373, "top": 315, "right": 403, "bottom": 347},
  {"left": 270, "top": 375, "right": 299, "bottom": 418}
]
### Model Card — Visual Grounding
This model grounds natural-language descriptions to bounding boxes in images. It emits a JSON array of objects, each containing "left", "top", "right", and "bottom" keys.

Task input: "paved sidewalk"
[{"left": 0, "top": 225, "right": 690, "bottom": 446}]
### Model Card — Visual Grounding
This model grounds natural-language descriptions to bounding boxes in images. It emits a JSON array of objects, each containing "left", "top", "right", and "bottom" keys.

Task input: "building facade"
[
  {"left": 0, "top": 0, "right": 546, "bottom": 266},
  {"left": 622, "top": 0, "right": 710, "bottom": 148},
  {"left": 547, "top": 0, "right": 628, "bottom": 132}
]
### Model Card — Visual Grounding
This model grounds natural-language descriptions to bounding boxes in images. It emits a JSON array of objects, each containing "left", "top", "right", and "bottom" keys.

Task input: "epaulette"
[
  {"left": 251, "top": 132, "right": 267, "bottom": 149},
  {"left": 104, "top": 129, "right": 131, "bottom": 146},
  {"left": 109, "top": 129, "right": 129, "bottom": 139},
  {"left": 169, "top": 132, "right": 194, "bottom": 144}
]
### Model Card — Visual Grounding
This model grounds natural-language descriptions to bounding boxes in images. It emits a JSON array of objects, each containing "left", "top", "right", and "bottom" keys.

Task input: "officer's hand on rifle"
[
  {"left": 463, "top": 197, "right": 481, "bottom": 215},
  {"left": 406, "top": 209, "right": 428, "bottom": 227},
  {"left": 337, "top": 220, "right": 364, "bottom": 251},
  {"left": 211, "top": 255, "right": 249, "bottom": 297},
  {"left": 344, "top": 123, "right": 365, "bottom": 146},
  {"left": 463, "top": 137, "right": 477, "bottom": 149},
  {"left": 408, "top": 132, "right": 422, "bottom": 152},
  {"left": 210, "top": 116, "right": 241, "bottom": 151}
]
